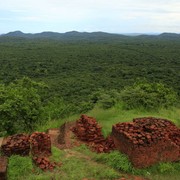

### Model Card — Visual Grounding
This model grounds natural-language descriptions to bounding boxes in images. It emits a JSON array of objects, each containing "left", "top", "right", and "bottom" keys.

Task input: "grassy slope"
[
  {"left": 87, "top": 105, "right": 180, "bottom": 136},
  {"left": 8, "top": 106, "right": 180, "bottom": 180},
  {"left": 8, "top": 147, "right": 122, "bottom": 180},
  {"left": 37, "top": 105, "right": 180, "bottom": 135}
]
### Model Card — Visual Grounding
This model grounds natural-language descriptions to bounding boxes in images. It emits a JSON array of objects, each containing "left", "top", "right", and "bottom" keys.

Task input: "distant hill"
[
  {"left": 158, "top": 32, "right": 180, "bottom": 38},
  {"left": 0, "top": 31, "right": 131, "bottom": 43},
  {"left": 3, "top": 30, "right": 61, "bottom": 38},
  {"left": 5, "top": 30, "right": 25, "bottom": 37},
  {"left": 0, "top": 31, "right": 180, "bottom": 42},
  {"left": 1, "top": 30, "right": 117, "bottom": 38}
]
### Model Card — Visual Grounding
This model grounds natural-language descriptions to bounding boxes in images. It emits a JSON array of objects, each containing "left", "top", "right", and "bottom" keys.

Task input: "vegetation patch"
[
  {"left": 8, "top": 155, "right": 33, "bottom": 180},
  {"left": 121, "top": 81, "right": 178, "bottom": 110}
]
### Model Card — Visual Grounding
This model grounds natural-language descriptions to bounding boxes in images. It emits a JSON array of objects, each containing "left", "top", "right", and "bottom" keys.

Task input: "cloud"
[{"left": 0, "top": 0, "right": 180, "bottom": 33}]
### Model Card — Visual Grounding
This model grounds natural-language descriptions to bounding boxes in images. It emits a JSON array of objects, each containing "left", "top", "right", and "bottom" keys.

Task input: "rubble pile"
[
  {"left": 72, "top": 114, "right": 104, "bottom": 143},
  {"left": 112, "top": 117, "right": 180, "bottom": 168},
  {"left": 72, "top": 114, "right": 116, "bottom": 153},
  {"left": 30, "top": 132, "right": 51, "bottom": 157},
  {"left": 33, "top": 156, "right": 58, "bottom": 171},
  {"left": 1, "top": 134, "right": 30, "bottom": 156},
  {"left": 29, "top": 132, "right": 58, "bottom": 171},
  {"left": 91, "top": 136, "right": 116, "bottom": 153},
  {"left": 1, "top": 132, "right": 59, "bottom": 171}
]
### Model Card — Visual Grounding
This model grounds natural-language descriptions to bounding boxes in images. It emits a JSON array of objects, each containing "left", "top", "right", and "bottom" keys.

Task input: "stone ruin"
[
  {"left": 1, "top": 134, "right": 30, "bottom": 157},
  {"left": 30, "top": 132, "right": 51, "bottom": 157},
  {"left": 72, "top": 114, "right": 116, "bottom": 153},
  {"left": 0, "top": 132, "right": 58, "bottom": 173},
  {"left": 0, "top": 115, "right": 179, "bottom": 179},
  {"left": 29, "top": 132, "right": 59, "bottom": 171},
  {"left": 112, "top": 117, "right": 180, "bottom": 168}
]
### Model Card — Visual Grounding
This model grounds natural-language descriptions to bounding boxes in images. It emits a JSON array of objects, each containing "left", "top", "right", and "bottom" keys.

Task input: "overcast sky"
[{"left": 0, "top": 0, "right": 180, "bottom": 34}]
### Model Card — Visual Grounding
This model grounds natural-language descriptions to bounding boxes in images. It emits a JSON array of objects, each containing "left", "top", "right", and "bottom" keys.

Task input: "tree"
[
  {"left": 120, "top": 81, "right": 177, "bottom": 110},
  {"left": 90, "top": 89, "right": 121, "bottom": 109},
  {"left": 0, "top": 77, "right": 45, "bottom": 135}
]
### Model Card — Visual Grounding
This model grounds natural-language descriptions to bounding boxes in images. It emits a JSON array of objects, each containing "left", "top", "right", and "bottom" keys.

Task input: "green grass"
[
  {"left": 36, "top": 103, "right": 180, "bottom": 135},
  {"left": 86, "top": 104, "right": 180, "bottom": 136},
  {"left": 74, "top": 145, "right": 180, "bottom": 180},
  {"left": 60, "top": 156, "right": 120, "bottom": 180},
  {"left": 36, "top": 114, "right": 80, "bottom": 132},
  {"left": 8, "top": 155, "right": 34, "bottom": 180},
  {"left": 8, "top": 147, "right": 121, "bottom": 180}
]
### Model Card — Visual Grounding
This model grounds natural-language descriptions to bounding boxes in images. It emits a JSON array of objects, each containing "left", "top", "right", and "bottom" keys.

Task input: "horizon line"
[{"left": 1, "top": 30, "right": 180, "bottom": 36}]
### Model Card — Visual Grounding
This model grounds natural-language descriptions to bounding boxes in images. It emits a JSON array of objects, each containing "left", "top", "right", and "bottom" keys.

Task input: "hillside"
[
  {"left": 0, "top": 32, "right": 180, "bottom": 179},
  {"left": 2, "top": 106, "right": 180, "bottom": 180},
  {"left": 0, "top": 31, "right": 126, "bottom": 41},
  {"left": 1, "top": 31, "right": 180, "bottom": 40},
  {"left": 0, "top": 32, "right": 179, "bottom": 111}
]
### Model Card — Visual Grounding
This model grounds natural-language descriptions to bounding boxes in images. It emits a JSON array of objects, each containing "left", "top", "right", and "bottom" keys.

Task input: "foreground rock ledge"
[{"left": 112, "top": 117, "right": 180, "bottom": 168}]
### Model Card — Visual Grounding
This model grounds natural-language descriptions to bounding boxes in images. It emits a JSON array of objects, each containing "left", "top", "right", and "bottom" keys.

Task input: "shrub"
[
  {"left": 91, "top": 89, "right": 121, "bottom": 109},
  {"left": 120, "top": 81, "right": 177, "bottom": 110},
  {"left": 42, "top": 98, "right": 72, "bottom": 120},
  {"left": 76, "top": 101, "right": 94, "bottom": 113},
  {"left": 0, "top": 77, "right": 45, "bottom": 135}
]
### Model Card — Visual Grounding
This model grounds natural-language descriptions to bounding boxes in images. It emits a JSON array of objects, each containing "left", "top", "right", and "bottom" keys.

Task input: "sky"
[{"left": 0, "top": 0, "right": 180, "bottom": 34}]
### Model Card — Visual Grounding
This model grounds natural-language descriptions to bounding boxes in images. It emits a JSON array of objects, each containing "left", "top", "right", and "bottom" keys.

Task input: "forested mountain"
[
  {"left": 1, "top": 31, "right": 122, "bottom": 40},
  {"left": 1, "top": 31, "right": 180, "bottom": 40}
]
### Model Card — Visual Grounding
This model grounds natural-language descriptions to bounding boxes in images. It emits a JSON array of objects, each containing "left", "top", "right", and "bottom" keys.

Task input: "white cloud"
[{"left": 0, "top": 0, "right": 180, "bottom": 33}]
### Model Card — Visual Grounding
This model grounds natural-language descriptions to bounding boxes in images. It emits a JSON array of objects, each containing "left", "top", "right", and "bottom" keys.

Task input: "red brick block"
[
  {"left": 112, "top": 117, "right": 180, "bottom": 168},
  {"left": 1, "top": 134, "right": 30, "bottom": 157},
  {"left": 30, "top": 132, "right": 51, "bottom": 157},
  {"left": 72, "top": 114, "right": 116, "bottom": 153}
]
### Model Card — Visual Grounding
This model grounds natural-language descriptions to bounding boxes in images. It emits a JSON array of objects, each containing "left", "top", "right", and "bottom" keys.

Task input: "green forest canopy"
[{"left": 0, "top": 35, "right": 179, "bottom": 106}]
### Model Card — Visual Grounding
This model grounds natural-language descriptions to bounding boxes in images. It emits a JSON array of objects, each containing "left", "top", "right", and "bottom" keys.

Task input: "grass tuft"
[
  {"left": 8, "top": 155, "right": 33, "bottom": 180},
  {"left": 93, "top": 151, "right": 133, "bottom": 172}
]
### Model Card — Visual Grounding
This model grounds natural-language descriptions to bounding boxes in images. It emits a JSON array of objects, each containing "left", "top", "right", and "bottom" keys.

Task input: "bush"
[
  {"left": 0, "top": 77, "right": 45, "bottom": 135},
  {"left": 120, "top": 81, "right": 177, "bottom": 110},
  {"left": 91, "top": 89, "right": 121, "bottom": 109},
  {"left": 76, "top": 101, "right": 94, "bottom": 113},
  {"left": 42, "top": 98, "right": 72, "bottom": 120}
]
